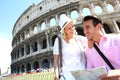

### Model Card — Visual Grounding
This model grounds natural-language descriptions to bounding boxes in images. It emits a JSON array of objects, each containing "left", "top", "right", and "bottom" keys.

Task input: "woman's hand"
[
  {"left": 88, "top": 39, "right": 94, "bottom": 48},
  {"left": 100, "top": 69, "right": 120, "bottom": 80}
]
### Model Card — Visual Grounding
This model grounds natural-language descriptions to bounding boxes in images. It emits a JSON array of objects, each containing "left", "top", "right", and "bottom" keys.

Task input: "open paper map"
[{"left": 71, "top": 67, "right": 108, "bottom": 80}]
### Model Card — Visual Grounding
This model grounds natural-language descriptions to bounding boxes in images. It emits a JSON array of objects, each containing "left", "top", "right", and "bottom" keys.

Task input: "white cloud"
[{"left": 0, "top": 33, "right": 12, "bottom": 74}]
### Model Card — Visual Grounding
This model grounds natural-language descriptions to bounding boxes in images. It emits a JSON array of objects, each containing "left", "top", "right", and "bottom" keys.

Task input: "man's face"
[{"left": 83, "top": 20, "right": 98, "bottom": 40}]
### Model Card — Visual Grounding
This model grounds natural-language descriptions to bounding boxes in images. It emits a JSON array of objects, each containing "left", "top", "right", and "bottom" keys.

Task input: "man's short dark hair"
[{"left": 82, "top": 15, "right": 102, "bottom": 27}]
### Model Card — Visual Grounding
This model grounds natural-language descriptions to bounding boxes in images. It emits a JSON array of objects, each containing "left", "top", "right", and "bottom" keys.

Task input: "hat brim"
[{"left": 60, "top": 20, "right": 76, "bottom": 33}]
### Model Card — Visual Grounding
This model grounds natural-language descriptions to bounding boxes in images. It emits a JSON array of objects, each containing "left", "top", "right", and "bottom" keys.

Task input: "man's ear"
[{"left": 96, "top": 23, "right": 101, "bottom": 30}]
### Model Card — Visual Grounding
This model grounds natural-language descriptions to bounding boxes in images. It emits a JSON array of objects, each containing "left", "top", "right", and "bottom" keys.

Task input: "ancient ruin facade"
[{"left": 11, "top": 0, "right": 120, "bottom": 74}]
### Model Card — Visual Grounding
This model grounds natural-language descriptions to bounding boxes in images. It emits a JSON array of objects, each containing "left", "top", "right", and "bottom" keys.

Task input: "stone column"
[
  {"left": 18, "top": 50, "right": 20, "bottom": 60},
  {"left": 112, "top": 19, "right": 120, "bottom": 33},
  {"left": 37, "top": 23, "right": 41, "bottom": 32},
  {"left": 19, "top": 66, "right": 22, "bottom": 74},
  {"left": 30, "top": 43, "right": 32, "bottom": 54},
  {"left": 48, "top": 54, "right": 52, "bottom": 68},
  {"left": 21, "top": 32, "right": 25, "bottom": 41},
  {"left": 24, "top": 44, "right": 26, "bottom": 57},
  {"left": 115, "top": 0, "right": 120, "bottom": 11},
  {"left": 24, "top": 31, "right": 27, "bottom": 39},
  {"left": 30, "top": 27, "right": 33, "bottom": 36},
  {"left": 36, "top": 23, "right": 40, "bottom": 33},
  {"left": 101, "top": 0, "right": 108, "bottom": 13},
  {"left": 78, "top": 5, "right": 84, "bottom": 19},
  {"left": 31, "top": 62, "right": 34, "bottom": 72},
  {"left": 46, "top": 18, "right": 49, "bottom": 28},
  {"left": 17, "top": 37, "right": 19, "bottom": 45},
  {"left": 38, "top": 39, "right": 42, "bottom": 52},
  {"left": 66, "top": 9, "right": 70, "bottom": 18},
  {"left": 19, "top": 48, "right": 22, "bottom": 58},
  {"left": 24, "top": 64, "right": 27, "bottom": 73},
  {"left": 89, "top": 3, "right": 95, "bottom": 15},
  {"left": 39, "top": 59, "right": 42, "bottom": 68},
  {"left": 55, "top": 15, "right": 59, "bottom": 26},
  {"left": 50, "top": 55, "right": 53, "bottom": 68},
  {"left": 20, "top": 34, "right": 22, "bottom": 42},
  {"left": 45, "top": 32, "right": 50, "bottom": 51},
  {"left": 37, "top": 39, "right": 40, "bottom": 52}
]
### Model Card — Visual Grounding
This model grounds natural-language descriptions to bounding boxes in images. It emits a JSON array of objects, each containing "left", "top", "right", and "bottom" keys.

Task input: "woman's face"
[{"left": 64, "top": 21, "right": 75, "bottom": 38}]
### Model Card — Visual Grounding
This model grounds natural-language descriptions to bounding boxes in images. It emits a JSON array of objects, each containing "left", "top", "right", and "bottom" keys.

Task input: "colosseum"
[{"left": 11, "top": 0, "right": 120, "bottom": 74}]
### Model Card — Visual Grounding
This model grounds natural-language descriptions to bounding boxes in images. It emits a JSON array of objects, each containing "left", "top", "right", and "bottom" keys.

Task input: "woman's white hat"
[{"left": 59, "top": 16, "right": 75, "bottom": 33}]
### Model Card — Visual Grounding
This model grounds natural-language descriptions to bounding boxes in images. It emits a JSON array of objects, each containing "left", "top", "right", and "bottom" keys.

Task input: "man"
[{"left": 82, "top": 15, "right": 120, "bottom": 80}]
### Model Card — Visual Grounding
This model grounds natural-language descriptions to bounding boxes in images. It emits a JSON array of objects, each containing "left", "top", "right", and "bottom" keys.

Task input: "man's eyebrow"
[{"left": 85, "top": 25, "right": 90, "bottom": 27}]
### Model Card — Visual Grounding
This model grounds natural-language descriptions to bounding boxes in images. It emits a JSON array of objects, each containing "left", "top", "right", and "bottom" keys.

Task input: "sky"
[{"left": 0, "top": 0, "right": 42, "bottom": 74}]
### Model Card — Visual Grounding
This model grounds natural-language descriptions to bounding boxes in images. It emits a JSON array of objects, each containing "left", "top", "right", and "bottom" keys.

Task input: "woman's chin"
[{"left": 86, "top": 36, "right": 91, "bottom": 40}]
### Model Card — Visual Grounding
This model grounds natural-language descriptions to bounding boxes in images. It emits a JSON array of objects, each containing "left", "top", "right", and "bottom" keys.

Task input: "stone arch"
[
  {"left": 106, "top": 0, "right": 115, "bottom": 8},
  {"left": 17, "top": 66, "right": 20, "bottom": 74},
  {"left": 41, "top": 59, "right": 49, "bottom": 69},
  {"left": 31, "top": 41, "right": 38, "bottom": 52},
  {"left": 18, "top": 36, "right": 20, "bottom": 44},
  {"left": 106, "top": 3, "right": 114, "bottom": 12},
  {"left": 59, "top": 13, "right": 67, "bottom": 19},
  {"left": 33, "top": 61, "right": 39, "bottom": 70},
  {"left": 12, "top": 67, "right": 16, "bottom": 74},
  {"left": 26, "top": 44, "right": 30, "bottom": 55},
  {"left": 41, "top": 21, "right": 46, "bottom": 31},
  {"left": 21, "top": 64, "right": 25, "bottom": 73},
  {"left": 50, "top": 17, "right": 56, "bottom": 27},
  {"left": 26, "top": 63, "right": 31, "bottom": 72},
  {"left": 42, "top": 39, "right": 47, "bottom": 49},
  {"left": 32, "top": 25, "right": 38, "bottom": 34},
  {"left": 21, "top": 46, "right": 24, "bottom": 57},
  {"left": 14, "top": 52, "right": 16, "bottom": 60},
  {"left": 21, "top": 32, "right": 25, "bottom": 41},
  {"left": 95, "top": 5, "right": 103, "bottom": 14},
  {"left": 116, "top": 22, "right": 120, "bottom": 30},
  {"left": 82, "top": 7, "right": 91, "bottom": 16},
  {"left": 52, "top": 35, "right": 57, "bottom": 46},
  {"left": 17, "top": 50, "right": 20, "bottom": 58},
  {"left": 103, "top": 23, "right": 112, "bottom": 34},
  {"left": 76, "top": 27, "right": 85, "bottom": 36},
  {"left": 26, "top": 28, "right": 30, "bottom": 38},
  {"left": 70, "top": 10, "right": 79, "bottom": 19}
]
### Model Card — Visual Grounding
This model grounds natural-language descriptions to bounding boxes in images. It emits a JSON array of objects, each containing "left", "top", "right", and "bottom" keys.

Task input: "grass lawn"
[{"left": 0, "top": 71, "right": 54, "bottom": 80}]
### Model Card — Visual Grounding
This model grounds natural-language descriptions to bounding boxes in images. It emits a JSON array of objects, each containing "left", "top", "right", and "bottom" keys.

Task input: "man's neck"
[{"left": 93, "top": 33, "right": 103, "bottom": 45}]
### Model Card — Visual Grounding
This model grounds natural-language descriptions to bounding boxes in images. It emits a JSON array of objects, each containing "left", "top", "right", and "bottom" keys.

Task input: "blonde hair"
[{"left": 62, "top": 30, "right": 66, "bottom": 38}]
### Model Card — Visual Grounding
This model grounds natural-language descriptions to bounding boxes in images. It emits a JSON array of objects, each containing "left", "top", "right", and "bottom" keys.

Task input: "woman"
[{"left": 53, "top": 16, "right": 87, "bottom": 80}]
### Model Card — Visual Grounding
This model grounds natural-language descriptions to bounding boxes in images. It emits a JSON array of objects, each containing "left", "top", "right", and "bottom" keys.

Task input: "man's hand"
[
  {"left": 88, "top": 39, "right": 94, "bottom": 48},
  {"left": 100, "top": 69, "right": 120, "bottom": 80}
]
